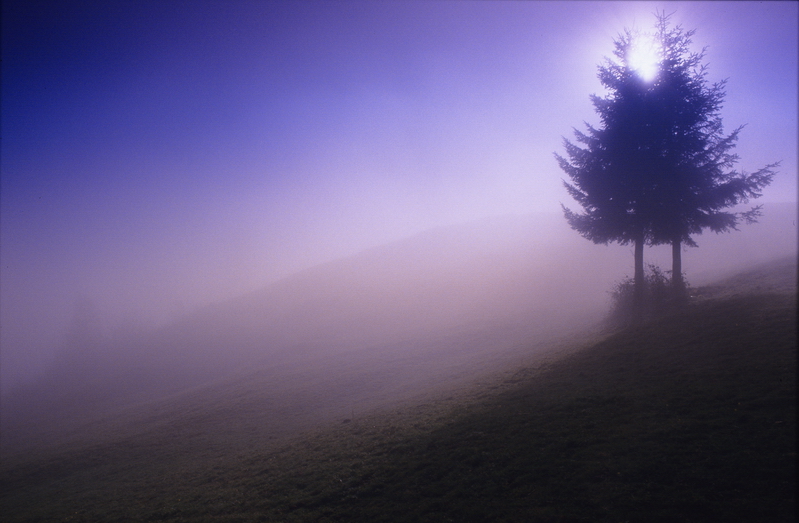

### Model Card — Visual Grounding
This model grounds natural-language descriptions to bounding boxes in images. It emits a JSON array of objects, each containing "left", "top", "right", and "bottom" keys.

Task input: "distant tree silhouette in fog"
[{"left": 556, "top": 12, "right": 776, "bottom": 320}]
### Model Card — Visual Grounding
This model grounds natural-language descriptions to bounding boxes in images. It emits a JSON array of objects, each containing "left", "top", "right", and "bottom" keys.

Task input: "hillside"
[
  {"left": 3, "top": 203, "right": 795, "bottom": 454},
  {"left": 0, "top": 256, "right": 795, "bottom": 522},
  {"left": 0, "top": 211, "right": 618, "bottom": 453}
]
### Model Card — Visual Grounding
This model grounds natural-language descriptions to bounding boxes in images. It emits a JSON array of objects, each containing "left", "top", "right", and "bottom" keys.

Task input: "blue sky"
[{"left": 2, "top": 1, "right": 797, "bottom": 385}]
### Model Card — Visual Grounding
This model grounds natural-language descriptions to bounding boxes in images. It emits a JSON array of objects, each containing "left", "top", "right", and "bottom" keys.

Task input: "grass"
[{"left": 1, "top": 262, "right": 796, "bottom": 522}]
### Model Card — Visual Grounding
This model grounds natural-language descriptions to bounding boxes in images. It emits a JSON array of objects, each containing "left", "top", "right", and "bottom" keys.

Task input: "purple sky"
[{"left": 1, "top": 1, "right": 797, "bottom": 386}]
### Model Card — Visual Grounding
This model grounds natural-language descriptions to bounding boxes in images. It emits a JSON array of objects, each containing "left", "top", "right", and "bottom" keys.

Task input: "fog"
[
  {"left": 1, "top": 203, "right": 795, "bottom": 453},
  {"left": 3, "top": 204, "right": 796, "bottom": 394},
  {"left": 1, "top": 1, "right": 797, "bottom": 454}
]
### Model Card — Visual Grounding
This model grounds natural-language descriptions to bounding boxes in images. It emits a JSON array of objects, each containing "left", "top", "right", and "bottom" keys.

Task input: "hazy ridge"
[
  {"left": 0, "top": 252, "right": 795, "bottom": 521},
  {"left": 1, "top": 203, "right": 795, "bottom": 455}
]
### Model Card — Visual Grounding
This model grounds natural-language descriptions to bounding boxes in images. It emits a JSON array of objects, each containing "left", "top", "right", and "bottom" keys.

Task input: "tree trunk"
[
  {"left": 671, "top": 238, "right": 686, "bottom": 303},
  {"left": 633, "top": 232, "right": 645, "bottom": 324}
]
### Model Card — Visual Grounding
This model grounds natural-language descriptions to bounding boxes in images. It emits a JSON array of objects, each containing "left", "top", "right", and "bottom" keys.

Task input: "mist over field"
[
  {"left": 1, "top": 3, "right": 796, "bottom": 520},
  {"left": 2, "top": 202, "right": 795, "bottom": 454},
  {"left": 1, "top": 1, "right": 797, "bottom": 466}
]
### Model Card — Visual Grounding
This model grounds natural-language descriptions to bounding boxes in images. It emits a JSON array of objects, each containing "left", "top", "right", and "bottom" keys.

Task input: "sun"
[{"left": 627, "top": 33, "right": 660, "bottom": 81}]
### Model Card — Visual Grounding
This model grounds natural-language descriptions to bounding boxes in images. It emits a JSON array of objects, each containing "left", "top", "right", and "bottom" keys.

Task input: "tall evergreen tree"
[
  {"left": 557, "top": 12, "right": 776, "bottom": 317},
  {"left": 556, "top": 25, "right": 666, "bottom": 317},
  {"left": 639, "top": 14, "right": 777, "bottom": 299}
]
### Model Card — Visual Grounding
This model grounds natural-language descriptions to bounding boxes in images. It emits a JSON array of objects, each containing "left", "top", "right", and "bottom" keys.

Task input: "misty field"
[{"left": 1, "top": 257, "right": 796, "bottom": 522}]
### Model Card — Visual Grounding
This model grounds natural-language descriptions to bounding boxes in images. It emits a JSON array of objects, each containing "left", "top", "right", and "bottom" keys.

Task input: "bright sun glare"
[{"left": 627, "top": 34, "right": 660, "bottom": 81}]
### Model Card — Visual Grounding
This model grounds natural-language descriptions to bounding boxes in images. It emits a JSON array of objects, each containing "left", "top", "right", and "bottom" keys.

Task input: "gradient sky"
[{"left": 2, "top": 1, "right": 797, "bottom": 384}]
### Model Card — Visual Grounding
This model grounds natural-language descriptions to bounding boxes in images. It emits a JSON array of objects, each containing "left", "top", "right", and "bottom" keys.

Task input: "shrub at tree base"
[{"left": 608, "top": 264, "right": 687, "bottom": 327}]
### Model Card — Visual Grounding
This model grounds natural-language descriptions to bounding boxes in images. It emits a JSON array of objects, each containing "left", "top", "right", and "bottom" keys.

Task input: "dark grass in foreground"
[{"left": 1, "top": 289, "right": 796, "bottom": 521}]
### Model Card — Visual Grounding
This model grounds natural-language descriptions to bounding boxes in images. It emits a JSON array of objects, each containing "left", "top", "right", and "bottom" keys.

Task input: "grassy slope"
[{"left": 0, "top": 259, "right": 795, "bottom": 522}]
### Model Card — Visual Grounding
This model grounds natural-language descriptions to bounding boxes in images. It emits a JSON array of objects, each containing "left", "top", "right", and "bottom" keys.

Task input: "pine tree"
[
  {"left": 556, "top": 12, "right": 777, "bottom": 317},
  {"left": 639, "top": 14, "right": 777, "bottom": 299}
]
